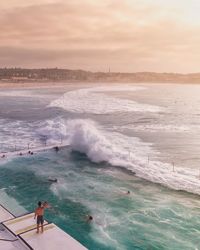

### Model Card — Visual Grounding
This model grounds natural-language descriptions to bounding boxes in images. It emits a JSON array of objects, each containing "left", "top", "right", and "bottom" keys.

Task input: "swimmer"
[
  {"left": 86, "top": 215, "right": 93, "bottom": 223},
  {"left": 54, "top": 146, "right": 59, "bottom": 153},
  {"left": 48, "top": 178, "right": 58, "bottom": 183}
]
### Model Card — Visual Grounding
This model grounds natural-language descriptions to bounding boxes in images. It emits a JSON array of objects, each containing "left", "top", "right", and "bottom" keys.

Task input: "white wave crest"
[
  {"left": 36, "top": 118, "right": 68, "bottom": 145},
  {"left": 49, "top": 85, "right": 163, "bottom": 114},
  {"left": 4, "top": 116, "right": 200, "bottom": 195},
  {"left": 61, "top": 119, "right": 200, "bottom": 195}
]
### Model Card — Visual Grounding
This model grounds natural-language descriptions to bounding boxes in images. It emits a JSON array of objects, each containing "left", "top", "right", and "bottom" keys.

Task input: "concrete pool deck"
[
  {"left": 0, "top": 204, "right": 14, "bottom": 223},
  {"left": 0, "top": 204, "right": 87, "bottom": 250}
]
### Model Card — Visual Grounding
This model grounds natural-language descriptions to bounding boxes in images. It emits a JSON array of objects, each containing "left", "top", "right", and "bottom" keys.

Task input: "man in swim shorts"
[{"left": 34, "top": 201, "right": 49, "bottom": 233}]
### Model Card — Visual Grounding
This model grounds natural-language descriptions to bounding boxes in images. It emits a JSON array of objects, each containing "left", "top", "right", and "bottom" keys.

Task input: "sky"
[{"left": 1, "top": 0, "right": 200, "bottom": 73}]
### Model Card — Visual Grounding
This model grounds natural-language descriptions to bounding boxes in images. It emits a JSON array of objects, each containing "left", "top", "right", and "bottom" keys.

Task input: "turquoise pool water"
[{"left": 0, "top": 149, "right": 200, "bottom": 249}]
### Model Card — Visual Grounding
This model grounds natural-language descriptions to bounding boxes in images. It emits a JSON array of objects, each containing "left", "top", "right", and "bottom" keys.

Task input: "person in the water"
[
  {"left": 54, "top": 146, "right": 59, "bottom": 153},
  {"left": 86, "top": 215, "right": 93, "bottom": 222},
  {"left": 48, "top": 178, "right": 58, "bottom": 183},
  {"left": 34, "top": 201, "right": 50, "bottom": 233}
]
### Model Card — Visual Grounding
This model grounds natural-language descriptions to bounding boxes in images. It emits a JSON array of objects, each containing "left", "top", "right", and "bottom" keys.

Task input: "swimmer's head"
[{"left": 87, "top": 215, "right": 93, "bottom": 221}]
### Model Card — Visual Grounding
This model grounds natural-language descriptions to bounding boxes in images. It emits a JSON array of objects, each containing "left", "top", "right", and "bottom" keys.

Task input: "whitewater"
[
  {"left": 3, "top": 117, "right": 198, "bottom": 195},
  {"left": 49, "top": 85, "right": 163, "bottom": 113},
  {"left": 1, "top": 83, "right": 200, "bottom": 249},
  {"left": 47, "top": 85, "right": 200, "bottom": 195},
  {"left": 1, "top": 85, "right": 200, "bottom": 194}
]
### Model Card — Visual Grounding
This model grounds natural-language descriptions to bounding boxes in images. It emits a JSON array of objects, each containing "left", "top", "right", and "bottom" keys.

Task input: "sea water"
[{"left": 0, "top": 83, "right": 200, "bottom": 249}]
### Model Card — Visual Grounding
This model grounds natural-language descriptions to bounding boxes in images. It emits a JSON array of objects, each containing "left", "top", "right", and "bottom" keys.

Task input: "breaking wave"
[
  {"left": 39, "top": 118, "right": 200, "bottom": 195},
  {"left": 1, "top": 116, "right": 200, "bottom": 195}
]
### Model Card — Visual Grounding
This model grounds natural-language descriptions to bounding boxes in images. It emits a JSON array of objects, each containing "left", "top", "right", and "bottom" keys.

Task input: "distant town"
[{"left": 0, "top": 68, "right": 200, "bottom": 83}]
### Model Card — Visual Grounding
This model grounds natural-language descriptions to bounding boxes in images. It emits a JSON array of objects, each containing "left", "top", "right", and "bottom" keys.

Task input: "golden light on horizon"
[{"left": 1, "top": 0, "right": 200, "bottom": 73}]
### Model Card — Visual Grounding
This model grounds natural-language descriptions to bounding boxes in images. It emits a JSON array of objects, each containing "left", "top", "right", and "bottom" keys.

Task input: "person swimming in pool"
[
  {"left": 34, "top": 201, "right": 50, "bottom": 233},
  {"left": 86, "top": 215, "right": 93, "bottom": 223}
]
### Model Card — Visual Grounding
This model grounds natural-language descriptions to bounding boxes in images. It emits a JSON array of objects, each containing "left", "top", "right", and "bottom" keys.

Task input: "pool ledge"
[{"left": 0, "top": 204, "right": 88, "bottom": 250}]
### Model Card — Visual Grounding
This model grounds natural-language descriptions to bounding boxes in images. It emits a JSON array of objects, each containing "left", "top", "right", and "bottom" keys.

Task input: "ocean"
[{"left": 0, "top": 83, "right": 200, "bottom": 249}]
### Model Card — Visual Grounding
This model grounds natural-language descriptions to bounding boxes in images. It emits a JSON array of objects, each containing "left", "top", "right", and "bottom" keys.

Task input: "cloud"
[{"left": 0, "top": 0, "right": 200, "bottom": 72}]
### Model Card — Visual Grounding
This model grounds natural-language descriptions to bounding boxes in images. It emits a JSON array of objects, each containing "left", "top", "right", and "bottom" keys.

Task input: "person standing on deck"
[{"left": 34, "top": 201, "right": 50, "bottom": 233}]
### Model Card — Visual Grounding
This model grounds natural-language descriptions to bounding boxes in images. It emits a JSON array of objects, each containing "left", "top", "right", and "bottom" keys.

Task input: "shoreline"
[
  {"left": 0, "top": 81, "right": 79, "bottom": 90},
  {"left": 0, "top": 81, "right": 200, "bottom": 90}
]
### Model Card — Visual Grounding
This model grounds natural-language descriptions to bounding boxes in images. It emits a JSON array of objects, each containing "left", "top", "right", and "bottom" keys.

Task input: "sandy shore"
[
  {"left": 0, "top": 81, "right": 78, "bottom": 89},
  {"left": 0, "top": 81, "right": 198, "bottom": 90}
]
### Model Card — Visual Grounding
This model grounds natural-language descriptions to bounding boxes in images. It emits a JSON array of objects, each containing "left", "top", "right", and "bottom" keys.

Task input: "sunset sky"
[{"left": 1, "top": 0, "right": 200, "bottom": 72}]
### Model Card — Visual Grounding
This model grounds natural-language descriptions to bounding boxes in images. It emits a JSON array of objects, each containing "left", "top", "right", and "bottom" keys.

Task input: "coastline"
[
  {"left": 0, "top": 81, "right": 77, "bottom": 89},
  {"left": 0, "top": 81, "right": 199, "bottom": 90}
]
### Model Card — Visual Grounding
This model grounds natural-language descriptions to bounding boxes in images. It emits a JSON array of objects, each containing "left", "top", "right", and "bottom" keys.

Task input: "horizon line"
[{"left": 0, "top": 67, "right": 200, "bottom": 75}]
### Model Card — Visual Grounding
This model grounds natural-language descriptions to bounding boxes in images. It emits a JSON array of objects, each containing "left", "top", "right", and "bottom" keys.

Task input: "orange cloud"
[{"left": 0, "top": 0, "right": 200, "bottom": 72}]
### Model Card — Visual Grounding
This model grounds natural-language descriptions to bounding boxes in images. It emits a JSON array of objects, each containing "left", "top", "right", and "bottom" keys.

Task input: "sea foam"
[
  {"left": 41, "top": 118, "right": 200, "bottom": 195},
  {"left": 113, "top": 124, "right": 191, "bottom": 133},
  {"left": 2, "top": 115, "right": 200, "bottom": 195},
  {"left": 49, "top": 85, "right": 163, "bottom": 114}
]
